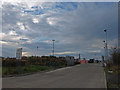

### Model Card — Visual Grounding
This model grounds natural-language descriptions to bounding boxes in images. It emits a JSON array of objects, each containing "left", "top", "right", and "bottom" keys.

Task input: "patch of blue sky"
[
  {"left": 24, "top": 10, "right": 34, "bottom": 13},
  {"left": 55, "top": 2, "right": 78, "bottom": 11},
  {"left": 21, "top": 7, "right": 25, "bottom": 10},
  {"left": 31, "top": 6, "right": 39, "bottom": 9},
  {"left": 67, "top": 2, "right": 78, "bottom": 8},
  {"left": 23, "top": 2, "right": 79, "bottom": 15},
  {"left": 24, "top": 9, "right": 44, "bottom": 15}
]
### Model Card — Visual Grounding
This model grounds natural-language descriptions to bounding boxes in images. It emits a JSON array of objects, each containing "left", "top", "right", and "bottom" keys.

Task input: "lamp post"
[
  {"left": 52, "top": 40, "right": 55, "bottom": 56},
  {"left": 79, "top": 53, "right": 81, "bottom": 60},
  {"left": 104, "top": 29, "right": 108, "bottom": 62},
  {"left": 103, "top": 40, "right": 106, "bottom": 60},
  {"left": 37, "top": 46, "right": 38, "bottom": 57}
]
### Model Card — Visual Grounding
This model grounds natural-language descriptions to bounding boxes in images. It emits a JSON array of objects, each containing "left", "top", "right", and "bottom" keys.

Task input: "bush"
[
  {"left": 2, "top": 60, "right": 28, "bottom": 67},
  {"left": 2, "top": 56, "right": 67, "bottom": 68},
  {"left": 109, "top": 48, "right": 120, "bottom": 65}
]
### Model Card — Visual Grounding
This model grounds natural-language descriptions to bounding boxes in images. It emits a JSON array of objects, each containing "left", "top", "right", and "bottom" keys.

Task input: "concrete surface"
[{"left": 2, "top": 63, "right": 106, "bottom": 88}]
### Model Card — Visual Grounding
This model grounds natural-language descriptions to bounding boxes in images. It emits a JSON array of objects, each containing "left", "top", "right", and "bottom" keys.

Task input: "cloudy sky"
[{"left": 1, "top": 1, "right": 118, "bottom": 59}]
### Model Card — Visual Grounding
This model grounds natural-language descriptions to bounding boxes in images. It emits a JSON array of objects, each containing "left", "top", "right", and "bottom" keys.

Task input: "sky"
[{"left": 0, "top": 1, "right": 118, "bottom": 60}]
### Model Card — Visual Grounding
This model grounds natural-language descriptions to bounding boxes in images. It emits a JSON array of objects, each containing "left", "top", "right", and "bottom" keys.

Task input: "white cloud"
[
  {"left": 46, "top": 17, "right": 57, "bottom": 25},
  {"left": 22, "top": 51, "right": 31, "bottom": 56},
  {"left": 17, "top": 22, "right": 23, "bottom": 26},
  {"left": 55, "top": 51, "right": 76, "bottom": 55},
  {"left": 16, "top": 22, "right": 26, "bottom": 30},
  {"left": 88, "top": 50, "right": 101, "bottom": 53},
  {"left": 40, "top": 40, "right": 51, "bottom": 43},
  {"left": 32, "top": 18, "right": 39, "bottom": 23},
  {"left": 8, "top": 31, "right": 17, "bottom": 36},
  {"left": 0, "top": 41, "right": 8, "bottom": 44}
]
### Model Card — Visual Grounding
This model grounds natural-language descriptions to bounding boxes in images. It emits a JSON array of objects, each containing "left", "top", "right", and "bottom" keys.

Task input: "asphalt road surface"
[{"left": 2, "top": 63, "right": 106, "bottom": 88}]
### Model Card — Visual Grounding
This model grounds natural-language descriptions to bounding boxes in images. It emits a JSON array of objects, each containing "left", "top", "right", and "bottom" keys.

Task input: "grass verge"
[
  {"left": 104, "top": 66, "right": 120, "bottom": 89},
  {"left": 2, "top": 65, "right": 53, "bottom": 77}
]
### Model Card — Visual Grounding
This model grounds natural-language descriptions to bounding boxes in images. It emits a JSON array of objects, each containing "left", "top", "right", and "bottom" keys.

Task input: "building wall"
[
  {"left": 80, "top": 60, "right": 88, "bottom": 64},
  {"left": 65, "top": 56, "right": 74, "bottom": 66}
]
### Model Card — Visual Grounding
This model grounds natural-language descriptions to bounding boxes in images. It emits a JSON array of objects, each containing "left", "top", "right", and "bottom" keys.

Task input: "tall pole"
[
  {"left": 37, "top": 46, "right": 38, "bottom": 56},
  {"left": 104, "top": 29, "right": 108, "bottom": 62},
  {"left": 52, "top": 40, "right": 55, "bottom": 56},
  {"left": 103, "top": 40, "right": 106, "bottom": 58},
  {"left": 19, "top": 38, "right": 21, "bottom": 48},
  {"left": 94, "top": 54, "right": 96, "bottom": 61},
  {"left": 79, "top": 53, "right": 81, "bottom": 60}
]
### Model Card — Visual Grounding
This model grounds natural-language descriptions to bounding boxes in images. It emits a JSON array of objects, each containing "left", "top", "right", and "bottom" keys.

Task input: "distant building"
[
  {"left": 65, "top": 56, "right": 74, "bottom": 66},
  {"left": 80, "top": 60, "right": 88, "bottom": 64}
]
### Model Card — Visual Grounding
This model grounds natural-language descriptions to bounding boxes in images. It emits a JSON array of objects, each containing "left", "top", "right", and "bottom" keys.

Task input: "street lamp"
[
  {"left": 103, "top": 40, "right": 106, "bottom": 61},
  {"left": 52, "top": 40, "right": 55, "bottom": 56},
  {"left": 19, "top": 38, "right": 22, "bottom": 48},
  {"left": 19, "top": 38, "right": 27, "bottom": 48},
  {"left": 104, "top": 29, "right": 108, "bottom": 62},
  {"left": 37, "top": 46, "right": 39, "bottom": 56}
]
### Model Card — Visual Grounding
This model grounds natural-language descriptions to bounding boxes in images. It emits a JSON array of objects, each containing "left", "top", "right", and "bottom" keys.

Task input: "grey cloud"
[{"left": 2, "top": 2, "right": 118, "bottom": 59}]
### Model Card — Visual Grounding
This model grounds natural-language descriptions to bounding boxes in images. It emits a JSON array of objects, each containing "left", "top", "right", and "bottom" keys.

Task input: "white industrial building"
[{"left": 65, "top": 56, "right": 74, "bottom": 66}]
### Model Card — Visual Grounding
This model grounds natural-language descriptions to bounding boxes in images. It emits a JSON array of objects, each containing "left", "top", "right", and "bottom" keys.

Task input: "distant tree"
[{"left": 109, "top": 47, "right": 120, "bottom": 65}]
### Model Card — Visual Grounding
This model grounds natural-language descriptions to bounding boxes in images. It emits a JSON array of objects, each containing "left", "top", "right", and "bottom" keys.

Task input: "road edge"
[
  {"left": 104, "top": 71, "right": 107, "bottom": 89},
  {"left": 2, "top": 64, "right": 81, "bottom": 78}
]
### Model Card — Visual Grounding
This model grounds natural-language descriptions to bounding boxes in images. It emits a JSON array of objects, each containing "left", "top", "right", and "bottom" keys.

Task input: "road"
[{"left": 2, "top": 63, "right": 106, "bottom": 88}]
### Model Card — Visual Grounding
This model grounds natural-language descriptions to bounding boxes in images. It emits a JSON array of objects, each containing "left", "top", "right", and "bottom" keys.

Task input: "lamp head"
[{"left": 104, "top": 29, "right": 107, "bottom": 32}]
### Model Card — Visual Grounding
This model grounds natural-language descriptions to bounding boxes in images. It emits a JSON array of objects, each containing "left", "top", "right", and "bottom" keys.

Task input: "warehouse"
[{"left": 65, "top": 56, "right": 74, "bottom": 66}]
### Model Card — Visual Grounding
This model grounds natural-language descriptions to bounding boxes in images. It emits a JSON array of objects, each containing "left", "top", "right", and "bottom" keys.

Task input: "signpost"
[{"left": 16, "top": 48, "right": 22, "bottom": 74}]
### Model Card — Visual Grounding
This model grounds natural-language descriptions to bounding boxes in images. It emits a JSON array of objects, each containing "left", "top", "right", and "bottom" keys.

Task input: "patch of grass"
[
  {"left": 110, "top": 65, "right": 120, "bottom": 74},
  {"left": 21, "top": 65, "right": 52, "bottom": 73},
  {"left": 107, "top": 82, "right": 119, "bottom": 88},
  {"left": 2, "top": 67, "right": 17, "bottom": 75},
  {"left": 0, "top": 67, "right": 2, "bottom": 75},
  {"left": 104, "top": 66, "right": 120, "bottom": 89},
  {"left": 104, "top": 65, "right": 120, "bottom": 75},
  {"left": 104, "top": 67, "right": 109, "bottom": 73},
  {"left": 2, "top": 65, "right": 53, "bottom": 76}
]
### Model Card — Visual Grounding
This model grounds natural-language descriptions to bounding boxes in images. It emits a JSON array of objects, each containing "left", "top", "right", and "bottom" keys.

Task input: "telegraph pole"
[{"left": 52, "top": 40, "right": 55, "bottom": 56}]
